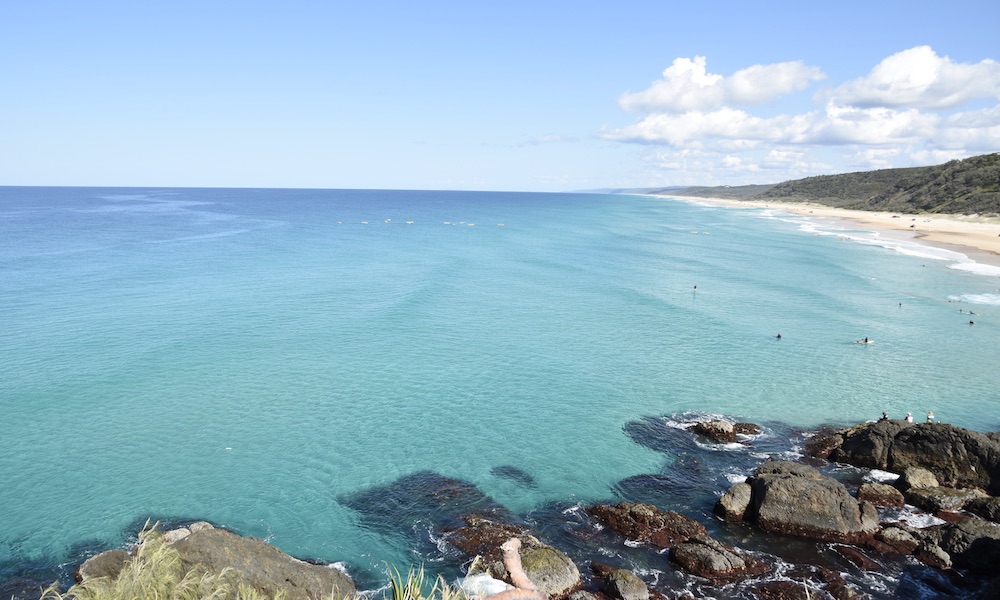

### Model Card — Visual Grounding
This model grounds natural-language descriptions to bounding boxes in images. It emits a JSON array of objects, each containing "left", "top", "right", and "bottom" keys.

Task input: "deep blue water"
[{"left": 1, "top": 187, "right": 998, "bottom": 598}]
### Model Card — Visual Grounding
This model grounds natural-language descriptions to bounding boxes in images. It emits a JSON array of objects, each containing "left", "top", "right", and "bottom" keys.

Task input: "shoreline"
[{"left": 661, "top": 195, "right": 1000, "bottom": 269}]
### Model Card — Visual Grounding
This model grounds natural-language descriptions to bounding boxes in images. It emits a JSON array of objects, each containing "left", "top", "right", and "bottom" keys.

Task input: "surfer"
[{"left": 775, "top": 333, "right": 781, "bottom": 340}]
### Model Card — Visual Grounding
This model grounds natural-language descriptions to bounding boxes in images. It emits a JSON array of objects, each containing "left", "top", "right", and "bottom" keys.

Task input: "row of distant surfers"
[
  {"left": 773, "top": 333, "right": 874, "bottom": 344},
  {"left": 879, "top": 410, "right": 935, "bottom": 424}
]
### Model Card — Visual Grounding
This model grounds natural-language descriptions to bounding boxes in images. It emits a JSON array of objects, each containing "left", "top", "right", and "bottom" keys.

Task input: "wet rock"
[
  {"left": 802, "top": 426, "right": 846, "bottom": 460},
  {"left": 856, "top": 482, "right": 904, "bottom": 507},
  {"left": 567, "top": 592, "right": 603, "bottom": 600},
  {"left": 906, "top": 486, "right": 988, "bottom": 513},
  {"left": 689, "top": 420, "right": 736, "bottom": 444},
  {"left": 965, "top": 496, "right": 1000, "bottom": 522},
  {"left": 75, "top": 549, "right": 130, "bottom": 583},
  {"left": 602, "top": 568, "right": 649, "bottom": 600},
  {"left": 734, "top": 422, "right": 761, "bottom": 436},
  {"left": 832, "top": 545, "right": 880, "bottom": 571},
  {"left": 894, "top": 466, "right": 939, "bottom": 491},
  {"left": 915, "top": 542, "right": 952, "bottom": 570},
  {"left": 490, "top": 465, "right": 537, "bottom": 488},
  {"left": 586, "top": 502, "right": 706, "bottom": 549},
  {"left": 446, "top": 515, "right": 527, "bottom": 559},
  {"left": 714, "top": 481, "right": 752, "bottom": 521},
  {"left": 172, "top": 527, "right": 356, "bottom": 600},
  {"left": 875, "top": 526, "right": 919, "bottom": 555},
  {"left": 744, "top": 461, "right": 879, "bottom": 543},
  {"left": 669, "top": 535, "right": 770, "bottom": 580},
  {"left": 751, "top": 581, "right": 810, "bottom": 600},
  {"left": 162, "top": 527, "right": 191, "bottom": 543},
  {"left": 936, "top": 517, "right": 1000, "bottom": 574}
]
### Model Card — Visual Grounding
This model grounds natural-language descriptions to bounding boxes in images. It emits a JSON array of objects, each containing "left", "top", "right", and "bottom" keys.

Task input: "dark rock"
[
  {"left": 828, "top": 420, "right": 912, "bottom": 470},
  {"left": 75, "top": 549, "right": 130, "bottom": 583},
  {"left": 889, "top": 424, "right": 1000, "bottom": 493},
  {"left": 745, "top": 461, "right": 879, "bottom": 543},
  {"left": 802, "top": 426, "right": 846, "bottom": 460},
  {"left": 586, "top": 502, "right": 706, "bottom": 549},
  {"left": 612, "top": 473, "right": 701, "bottom": 507},
  {"left": 669, "top": 535, "right": 770, "bottom": 580},
  {"left": 906, "top": 486, "right": 988, "bottom": 513},
  {"left": 915, "top": 542, "right": 952, "bottom": 570},
  {"left": 894, "top": 466, "right": 939, "bottom": 491},
  {"left": 857, "top": 482, "right": 904, "bottom": 507},
  {"left": 966, "top": 496, "right": 1000, "bottom": 522},
  {"left": 832, "top": 545, "right": 881, "bottom": 571},
  {"left": 734, "top": 422, "right": 761, "bottom": 436},
  {"left": 715, "top": 481, "right": 752, "bottom": 521},
  {"left": 937, "top": 517, "right": 1000, "bottom": 574},
  {"left": 602, "top": 568, "right": 649, "bottom": 600},
  {"left": 490, "top": 465, "right": 537, "bottom": 488},
  {"left": 623, "top": 417, "right": 702, "bottom": 455},
  {"left": 567, "top": 592, "right": 604, "bottom": 600},
  {"left": 751, "top": 581, "right": 810, "bottom": 600},
  {"left": 689, "top": 420, "right": 736, "bottom": 443},
  {"left": 445, "top": 515, "right": 527, "bottom": 559},
  {"left": 172, "top": 528, "right": 356, "bottom": 600}
]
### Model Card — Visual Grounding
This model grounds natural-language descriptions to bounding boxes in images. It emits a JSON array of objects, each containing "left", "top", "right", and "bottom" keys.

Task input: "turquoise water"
[{"left": 1, "top": 187, "right": 998, "bottom": 592}]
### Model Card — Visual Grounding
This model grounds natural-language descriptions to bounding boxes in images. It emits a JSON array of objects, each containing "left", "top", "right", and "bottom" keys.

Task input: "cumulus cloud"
[
  {"left": 605, "top": 46, "right": 1000, "bottom": 183},
  {"left": 828, "top": 46, "right": 1000, "bottom": 109},
  {"left": 619, "top": 56, "right": 824, "bottom": 113}
]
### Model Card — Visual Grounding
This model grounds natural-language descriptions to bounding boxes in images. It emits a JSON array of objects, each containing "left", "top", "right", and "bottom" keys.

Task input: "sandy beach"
[{"left": 665, "top": 195, "right": 1000, "bottom": 268}]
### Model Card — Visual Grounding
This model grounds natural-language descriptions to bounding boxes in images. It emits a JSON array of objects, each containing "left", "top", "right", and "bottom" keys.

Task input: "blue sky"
[{"left": 2, "top": 1, "right": 998, "bottom": 191}]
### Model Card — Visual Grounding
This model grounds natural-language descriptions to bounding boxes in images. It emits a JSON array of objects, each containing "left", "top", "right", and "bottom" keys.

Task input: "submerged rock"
[{"left": 490, "top": 465, "right": 538, "bottom": 488}]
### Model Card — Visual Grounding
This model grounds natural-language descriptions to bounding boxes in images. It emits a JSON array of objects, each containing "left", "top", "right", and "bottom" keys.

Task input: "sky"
[{"left": 2, "top": 1, "right": 999, "bottom": 192}]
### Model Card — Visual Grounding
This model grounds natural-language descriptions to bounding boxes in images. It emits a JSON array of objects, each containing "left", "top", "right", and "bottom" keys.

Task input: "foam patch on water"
[
  {"left": 879, "top": 505, "right": 946, "bottom": 528},
  {"left": 949, "top": 262, "right": 1000, "bottom": 277},
  {"left": 949, "top": 292, "right": 1000, "bottom": 306},
  {"left": 865, "top": 469, "right": 900, "bottom": 483}
]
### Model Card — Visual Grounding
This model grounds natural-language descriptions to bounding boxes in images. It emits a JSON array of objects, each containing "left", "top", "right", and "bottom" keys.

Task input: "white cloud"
[
  {"left": 605, "top": 46, "right": 1000, "bottom": 184},
  {"left": 619, "top": 56, "right": 823, "bottom": 113},
  {"left": 828, "top": 46, "right": 1000, "bottom": 109}
]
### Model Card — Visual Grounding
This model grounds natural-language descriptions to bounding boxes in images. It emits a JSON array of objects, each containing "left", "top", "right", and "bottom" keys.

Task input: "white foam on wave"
[
  {"left": 864, "top": 469, "right": 900, "bottom": 483},
  {"left": 949, "top": 292, "right": 1000, "bottom": 305},
  {"left": 948, "top": 262, "right": 1000, "bottom": 277},
  {"left": 880, "top": 505, "right": 947, "bottom": 528}
]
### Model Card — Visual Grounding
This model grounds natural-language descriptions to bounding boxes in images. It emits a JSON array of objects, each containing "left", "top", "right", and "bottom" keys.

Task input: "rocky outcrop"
[
  {"left": 721, "top": 461, "right": 879, "bottom": 543},
  {"left": 600, "top": 567, "right": 649, "bottom": 600},
  {"left": 669, "top": 535, "right": 770, "bottom": 580},
  {"left": 816, "top": 422, "right": 1000, "bottom": 494},
  {"left": 172, "top": 527, "right": 356, "bottom": 600},
  {"left": 714, "top": 481, "right": 752, "bottom": 521},
  {"left": 586, "top": 502, "right": 707, "bottom": 549},
  {"left": 894, "top": 466, "right": 939, "bottom": 491},
  {"left": 687, "top": 420, "right": 760, "bottom": 444},
  {"left": 966, "top": 496, "right": 1000, "bottom": 522},
  {"left": 460, "top": 527, "right": 580, "bottom": 598},
  {"left": 75, "top": 549, "right": 129, "bottom": 583},
  {"left": 906, "top": 486, "right": 988, "bottom": 513}
]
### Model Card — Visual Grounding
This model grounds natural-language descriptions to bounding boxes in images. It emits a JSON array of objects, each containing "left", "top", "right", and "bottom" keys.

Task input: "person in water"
[{"left": 775, "top": 333, "right": 781, "bottom": 340}]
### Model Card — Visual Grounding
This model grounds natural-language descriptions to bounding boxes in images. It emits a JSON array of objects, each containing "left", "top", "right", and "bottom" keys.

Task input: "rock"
[
  {"left": 894, "top": 466, "right": 939, "bottom": 491},
  {"left": 516, "top": 541, "right": 581, "bottom": 596},
  {"left": 567, "top": 592, "right": 603, "bottom": 600},
  {"left": 586, "top": 502, "right": 707, "bottom": 549},
  {"left": 75, "top": 549, "right": 130, "bottom": 583},
  {"left": 669, "top": 535, "right": 769, "bottom": 580},
  {"left": 744, "top": 461, "right": 879, "bottom": 543},
  {"left": 188, "top": 521, "right": 215, "bottom": 533},
  {"left": 875, "top": 526, "right": 919, "bottom": 555},
  {"left": 889, "top": 424, "right": 1000, "bottom": 493},
  {"left": 803, "top": 426, "right": 847, "bottom": 460},
  {"left": 466, "top": 534, "right": 581, "bottom": 597},
  {"left": 689, "top": 420, "right": 736, "bottom": 443},
  {"left": 905, "top": 486, "right": 988, "bottom": 513},
  {"left": 715, "top": 481, "right": 752, "bottom": 521},
  {"left": 751, "top": 581, "right": 811, "bottom": 599},
  {"left": 162, "top": 527, "right": 191, "bottom": 543},
  {"left": 602, "top": 568, "right": 649, "bottom": 600},
  {"left": 172, "top": 527, "right": 356, "bottom": 600},
  {"left": 446, "top": 515, "right": 527, "bottom": 559},
  {"left": 832, "top": 545, "right": 880, "bottom": 571},
  {"left": 915, "top": 542, "right": 952, "bottom": 570},
  {"left": 936, "top": 517, "right": 1000, "bottom": 574},
  {"left": 856, "top": 482, "right": 904, "bottom": 507},
  {"left": 965, "top": 496, "right": 1000, "bottom": 522},
  {"left": 733, "top": 422, "right": 761, "bottom": 436},
  {"left": 828, "top": 420, "right": 912, "bottom": 469}
]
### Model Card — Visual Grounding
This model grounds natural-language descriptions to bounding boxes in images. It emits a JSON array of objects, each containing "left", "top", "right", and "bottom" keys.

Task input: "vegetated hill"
[{"left": 673, "top": 153, "right": 1000, "bottom": 215}]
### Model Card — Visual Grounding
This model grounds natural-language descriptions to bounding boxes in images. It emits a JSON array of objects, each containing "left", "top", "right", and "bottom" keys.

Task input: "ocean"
[{"left": 1, "top": 187, "right": 998, "bottom": 598}]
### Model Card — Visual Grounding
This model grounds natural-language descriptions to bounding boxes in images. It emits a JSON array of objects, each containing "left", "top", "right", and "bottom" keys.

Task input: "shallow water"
[{"left": 1, "top": 187, "right": 997, "bottom": 597}]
